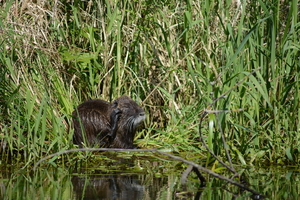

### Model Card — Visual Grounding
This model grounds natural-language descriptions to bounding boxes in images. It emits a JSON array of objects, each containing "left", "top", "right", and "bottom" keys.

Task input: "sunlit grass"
[{"left": 0, "top": 0, "right": 299, "bottom": 167}]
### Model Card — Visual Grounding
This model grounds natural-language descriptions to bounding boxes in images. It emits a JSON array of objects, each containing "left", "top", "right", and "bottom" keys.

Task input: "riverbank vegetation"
[{"left": 0, "top": 0, "right": 299, "bottom": 168}]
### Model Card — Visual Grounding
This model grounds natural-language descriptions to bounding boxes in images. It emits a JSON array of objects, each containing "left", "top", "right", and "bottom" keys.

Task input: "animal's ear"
[{"left": 112, "top": 100, "right": 118, "bottom": 108}]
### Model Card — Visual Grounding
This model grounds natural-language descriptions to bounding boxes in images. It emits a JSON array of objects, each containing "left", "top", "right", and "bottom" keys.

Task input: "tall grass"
[{"left": 0, "top": 0, "right": 299, "bottom": 166}]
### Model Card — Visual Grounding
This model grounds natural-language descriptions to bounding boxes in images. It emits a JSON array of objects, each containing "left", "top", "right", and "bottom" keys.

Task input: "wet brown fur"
[{"left": 72, "top": 96, "right": 145, "bottom": 149}]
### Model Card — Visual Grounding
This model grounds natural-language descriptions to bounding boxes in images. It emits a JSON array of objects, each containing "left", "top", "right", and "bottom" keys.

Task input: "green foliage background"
[{"left": 0, "top": 0, "right": 299, "bottom": 166}]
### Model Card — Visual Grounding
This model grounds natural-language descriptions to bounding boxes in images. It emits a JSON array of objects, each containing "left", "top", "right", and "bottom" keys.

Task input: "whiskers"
[{"left": 120, "top": 112, "right": 145, "bottom": 134}]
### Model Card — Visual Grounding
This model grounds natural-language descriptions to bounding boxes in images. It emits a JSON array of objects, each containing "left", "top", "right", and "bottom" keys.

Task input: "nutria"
[{"left": 72, "top": 96, "right": 145, "bottom": 149}]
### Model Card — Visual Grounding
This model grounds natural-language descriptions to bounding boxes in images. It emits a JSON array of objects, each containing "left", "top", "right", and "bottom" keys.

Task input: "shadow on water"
[
  {"left": 0, "top": 154, "right": 299, "bottom": 200},
  {"left": 69, "top": 154, "right": 173, "bottom": 200},
  {"left": 72, "top": 174, "right": 143, "bottom": 199}
]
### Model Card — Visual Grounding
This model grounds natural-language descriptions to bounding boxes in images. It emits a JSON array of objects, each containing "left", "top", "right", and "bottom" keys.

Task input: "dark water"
[{"left": 0, "top": 155, "right": 299, "bottom": 200}]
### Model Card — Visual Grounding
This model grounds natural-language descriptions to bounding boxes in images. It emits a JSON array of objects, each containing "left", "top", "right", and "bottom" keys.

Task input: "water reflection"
[
  {"left": 0, "top": 159, "right": 299, "bottom": 199},
  {"left": 71, "top": 173, "right": 144, "bottom": 200}
]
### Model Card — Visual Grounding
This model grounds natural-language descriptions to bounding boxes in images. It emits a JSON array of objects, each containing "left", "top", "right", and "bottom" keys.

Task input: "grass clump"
[{"left": 0, "top": 0, "right": 299, "bottom": 167}]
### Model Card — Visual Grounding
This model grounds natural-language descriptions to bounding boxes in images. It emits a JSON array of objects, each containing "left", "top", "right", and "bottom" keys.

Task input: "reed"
[{"left": 0, "top": 0, "right": 299, "bottom": 166}]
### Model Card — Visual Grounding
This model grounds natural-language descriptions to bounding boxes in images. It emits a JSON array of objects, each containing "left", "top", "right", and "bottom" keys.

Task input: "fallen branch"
[{"left": 33, "top": 147, "right": 264, "bottom": 197}]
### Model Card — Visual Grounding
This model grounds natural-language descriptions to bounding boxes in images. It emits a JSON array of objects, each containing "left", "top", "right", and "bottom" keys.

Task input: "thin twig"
[
  {"left": 211, "top": 68, "right": 261, "bottom": 106},
  {"left": 217, "top": 113, "right": 235, "bottom": 171},
  {"left": 199, "top": 67, "right": 261, "bottom": 174},
  {"left": 181, "top": 165, "right": 194, "bottom": 184},
  {"left": 181, "top": 165, "right": 206, "bottom": 187},
  {"left": 199, "top": 112, "right": 237, "bottom": 174}
]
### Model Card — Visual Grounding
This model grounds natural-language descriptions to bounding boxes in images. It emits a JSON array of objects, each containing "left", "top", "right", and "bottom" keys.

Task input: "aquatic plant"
[{"left": 0, "top": 0, "right": 299, "bottom": 168}]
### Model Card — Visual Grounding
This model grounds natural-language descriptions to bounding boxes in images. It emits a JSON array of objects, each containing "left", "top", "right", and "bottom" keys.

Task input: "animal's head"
[{"left": 112, "top": 96, "right": 145, "bottom": 131}]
